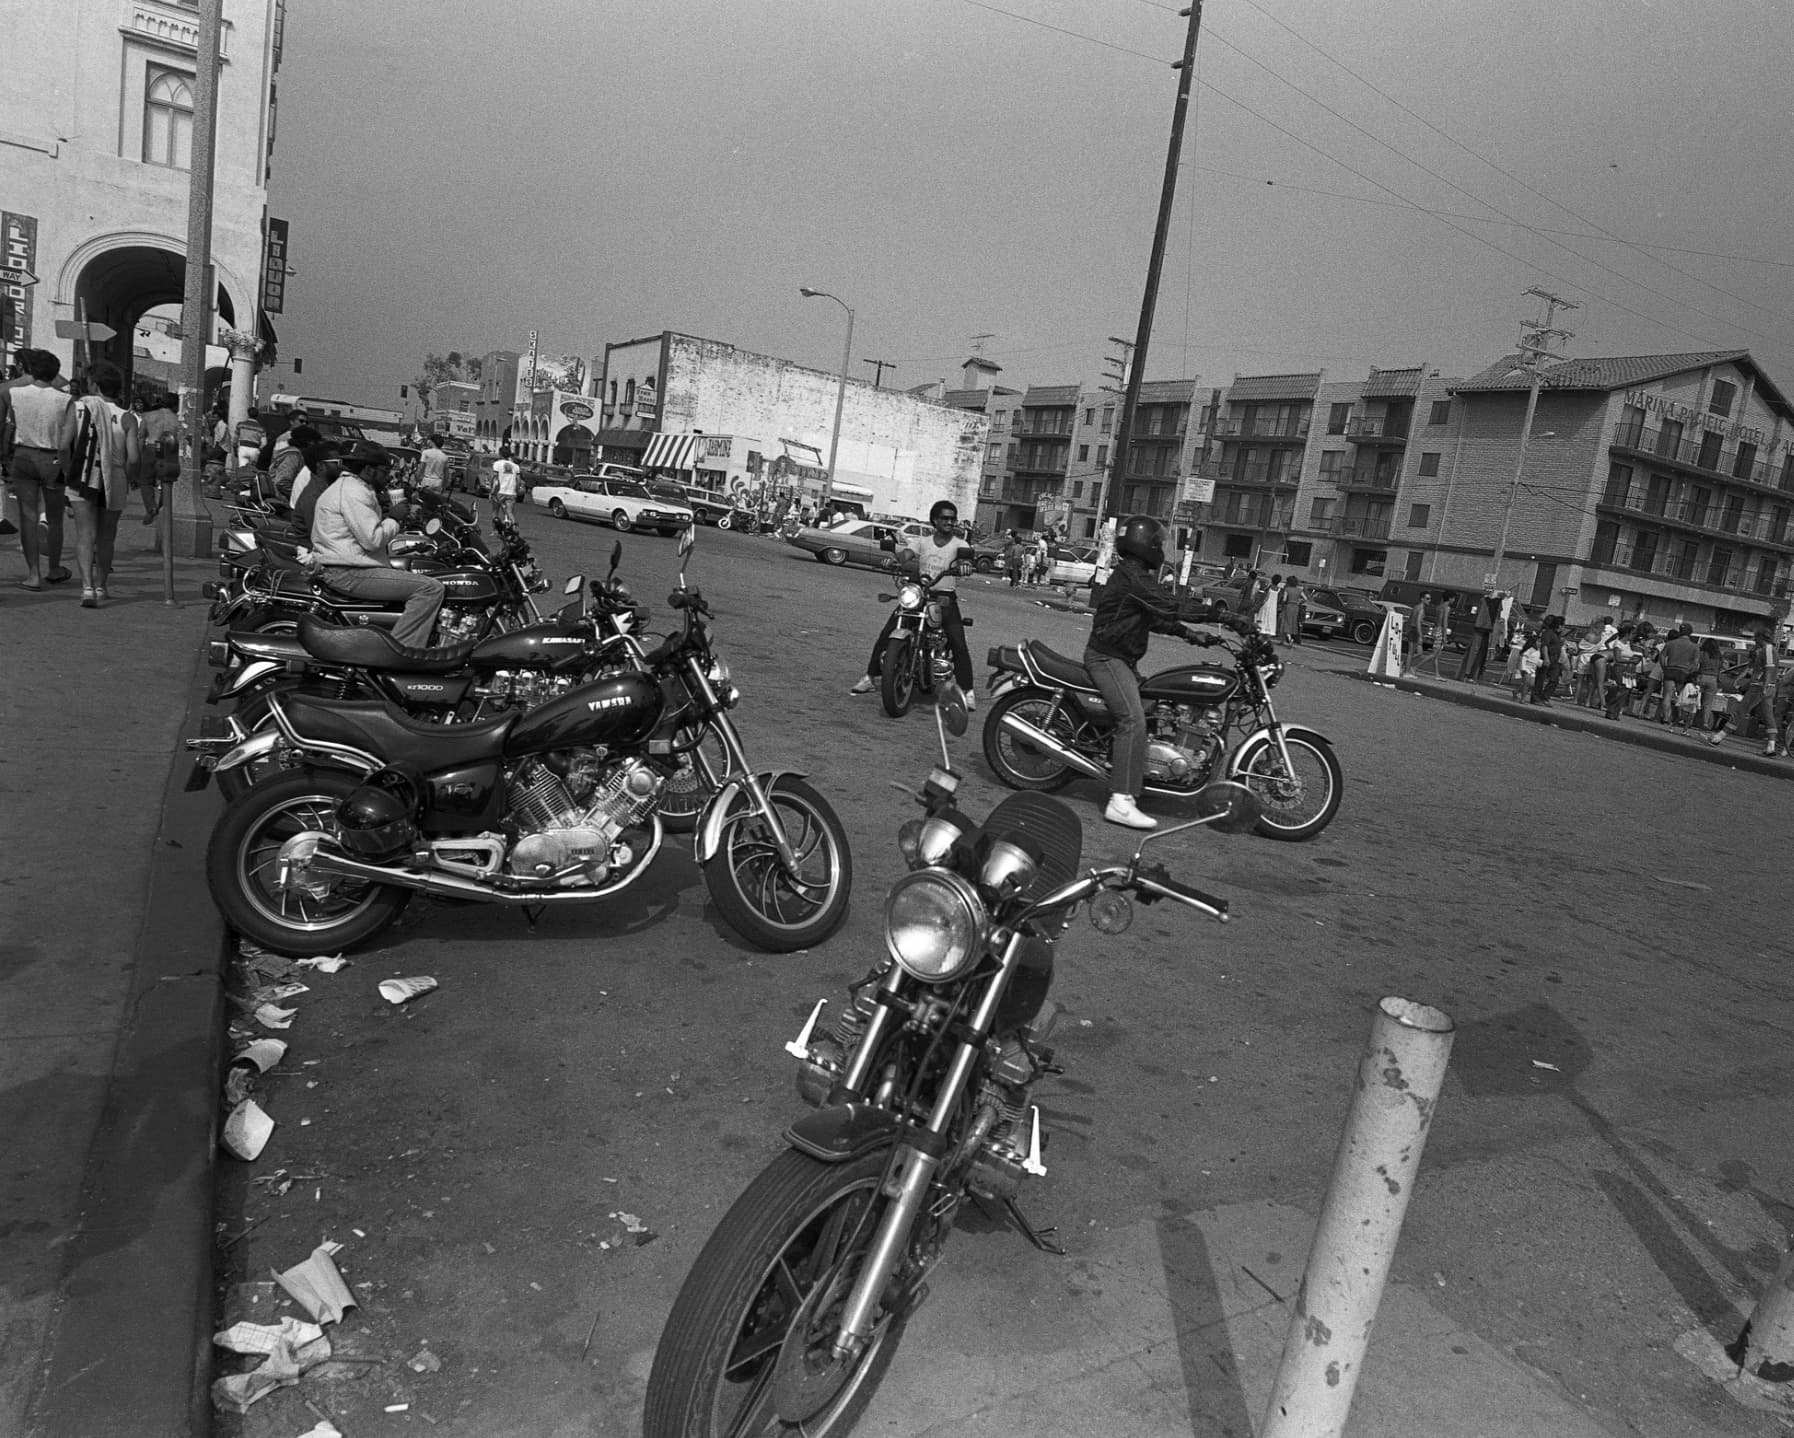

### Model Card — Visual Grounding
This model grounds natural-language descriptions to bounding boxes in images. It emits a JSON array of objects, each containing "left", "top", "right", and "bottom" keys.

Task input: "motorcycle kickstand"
[{"left": 972, "top": 1192, "right": 1066, "bottom": 1256}]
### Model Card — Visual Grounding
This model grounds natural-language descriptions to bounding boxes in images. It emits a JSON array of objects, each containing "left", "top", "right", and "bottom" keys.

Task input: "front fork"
[
  {"left": 687, "top": 659, "right": 805, "bottom": 877},
  {"left": 830, "top": 928, "right": 1030, "bottom": 1356}
]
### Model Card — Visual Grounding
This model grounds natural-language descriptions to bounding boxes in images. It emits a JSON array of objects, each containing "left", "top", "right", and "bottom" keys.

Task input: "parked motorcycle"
[
  {"left": 204, "top": 531, "right": 850, "bottom": 956},
  {"left": 644, "top": 684, "right": 1260, "bottom": 1437},
  {"left": 981, "top": 620, "right": 1342, "bottom": 840},
  {"left": 872, "top": 570, "right": 970, "bottom": 719}
]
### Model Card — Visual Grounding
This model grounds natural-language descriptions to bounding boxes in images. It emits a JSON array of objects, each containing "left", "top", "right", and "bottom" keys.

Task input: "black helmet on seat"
[
  {"left": 336, "top": 767, "right": 419, "bottom": 858},
  {"left": 1114, "top": 514, "right": 1166, "bottom": 569}
]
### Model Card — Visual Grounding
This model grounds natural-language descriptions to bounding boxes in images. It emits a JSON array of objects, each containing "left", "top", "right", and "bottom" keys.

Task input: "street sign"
[
  {"left": 2, "top": 267, "right": 37, "bottom": 288},
  {"left": 54, "top": 319, "right": 117, "bottom": 342}
]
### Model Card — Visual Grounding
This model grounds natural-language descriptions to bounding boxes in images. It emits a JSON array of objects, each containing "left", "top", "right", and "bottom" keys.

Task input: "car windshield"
[
  {"left": 648, "top": 482, "right": 684, "bottom": 500},
  {"left": 607, "top": 480, "right": 650, "bottom": 498},
  {"left": 575, "top": 479, "right": 602, "bottom": 493}
]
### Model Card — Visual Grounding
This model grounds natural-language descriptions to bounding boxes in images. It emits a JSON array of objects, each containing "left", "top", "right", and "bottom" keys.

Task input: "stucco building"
[{"left": 0, "top": 0, "right": 284, "bottom": 403}]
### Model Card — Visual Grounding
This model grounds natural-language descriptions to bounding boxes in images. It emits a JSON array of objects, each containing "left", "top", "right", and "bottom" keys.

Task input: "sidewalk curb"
[
  {"left": 30, "top": 636, "right": 227, "bottom": 1438},
  {"left": 1341, "top": 668, "right": 1794, "bottom": 781}
]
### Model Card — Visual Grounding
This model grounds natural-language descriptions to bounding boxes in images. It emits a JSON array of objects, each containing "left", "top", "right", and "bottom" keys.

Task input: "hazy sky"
[{"left": 266, "top": 0, "right": 1794, "bottom": 412}]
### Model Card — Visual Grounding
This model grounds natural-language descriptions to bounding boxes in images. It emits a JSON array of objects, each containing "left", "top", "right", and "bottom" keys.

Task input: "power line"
[{"left": 956, "top": 0, "right": 1169, "bottom": 63}]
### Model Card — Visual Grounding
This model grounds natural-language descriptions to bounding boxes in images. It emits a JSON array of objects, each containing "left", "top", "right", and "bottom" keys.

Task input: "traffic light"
[
  {"left": 292, "top": 357, "right": 302, "bottom": 374},
  {"left": 400, "top": 385, "right": 408, "bottom": 398}
]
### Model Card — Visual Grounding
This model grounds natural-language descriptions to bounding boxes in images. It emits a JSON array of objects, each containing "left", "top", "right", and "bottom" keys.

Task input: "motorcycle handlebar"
[{"left": 1134, "top": 866, "right": 1229, "bottom": 921}]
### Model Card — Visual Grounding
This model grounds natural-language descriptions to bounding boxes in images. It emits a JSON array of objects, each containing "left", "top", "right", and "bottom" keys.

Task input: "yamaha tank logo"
[{"left": 588, "top": 695, "right": 630, "bottom": 711}]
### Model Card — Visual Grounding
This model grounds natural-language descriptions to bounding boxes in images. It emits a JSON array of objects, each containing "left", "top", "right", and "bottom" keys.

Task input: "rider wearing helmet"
[
  {"left": 850, "top": 499, "right": 978, "bottom": 706},
  {"left": 1084, "top": 514, "right": 1214, "bottom": 830}
]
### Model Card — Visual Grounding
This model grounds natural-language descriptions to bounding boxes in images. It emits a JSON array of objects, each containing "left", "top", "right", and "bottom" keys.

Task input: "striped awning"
[{"left": 641, "top": 431, "right": 699, "bottom": 471}]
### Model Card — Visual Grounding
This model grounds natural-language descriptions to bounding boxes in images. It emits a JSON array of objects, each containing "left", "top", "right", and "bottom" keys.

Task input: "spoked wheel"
[
  {"left": 1232, "top": 732, "right": 1343, "bottom": 841},
  {"left": 981, "top": 689, "right": 1078, "bottom": 791},
  {"left": 206, "top": 769, "right": 410, "bottom": 955},
  {"left": 879, "top": 636, "right": 917, "bottom": 718},
  {"left": 702, "top": 776, "right": 851, "bottom": 952},
  {"left": 644, "top": 1149, "right": 911, "bottom": 1438},
  {"left": 659, "top": 724, "right": 740, "bottom": 835}
]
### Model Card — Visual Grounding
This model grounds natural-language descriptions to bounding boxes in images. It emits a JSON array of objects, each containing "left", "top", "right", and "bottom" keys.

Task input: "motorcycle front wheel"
[
  {"left": 206, "top": 769, "right": 410, "bottom": 955},
  {"left": 1232, "top": 732, "right": 1343, "bottom": 841},
  {"left": 644, "top": 1148, "right": 910, "bottom": 1438},
  {"left": 879, "top": 636, "right": 917, "bottom": 718},
  {"left": 702, "top": 776, "right": 851, "bottom": 952},
  {"left": 982, "top": 689, "right": 1078, "bottom": 791}
]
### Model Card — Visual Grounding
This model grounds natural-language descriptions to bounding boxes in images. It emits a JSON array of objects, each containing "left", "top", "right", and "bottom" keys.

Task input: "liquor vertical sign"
[
  {"left": 261, "top": 216, "right": 289, "bottom": 314},
  {"left": 0, "top": 211, "right": 39, "bottom": 365}
]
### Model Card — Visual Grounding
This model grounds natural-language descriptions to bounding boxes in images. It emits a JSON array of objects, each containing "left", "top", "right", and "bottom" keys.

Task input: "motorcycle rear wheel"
[
  {"left": 1232, "top": 732, "right": 1343, "bottom": 841},
  {"left": 644, "top": 1148, "right": 909, "bottom": 1438},
  {"left": 982, "top": 689, "right": 1078, "bottom": 792},
  {"left": 879, "top": 636, "right": 917, "bottom": 717},
  {"left": 702, "top": 776, "right": 851, "bottom": 952},
  {"left": 207, "top": 769, "right": 410, "bottom": 956},
  {"left": 237, "top": 605, "right": 303, "bottom": 638}
]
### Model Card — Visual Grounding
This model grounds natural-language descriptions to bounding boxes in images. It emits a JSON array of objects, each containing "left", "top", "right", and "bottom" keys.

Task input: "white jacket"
[{"left": 309, "top": 474, "right": 400, "bottom": 567}]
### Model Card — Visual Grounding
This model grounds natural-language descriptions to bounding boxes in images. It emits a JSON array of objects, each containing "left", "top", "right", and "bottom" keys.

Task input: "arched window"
[
  {"left": 144, "top": 68, "right": 195, "bottom": 170},
  {"left": 623, "top": 378, "right": 635, "bottom": 407}
]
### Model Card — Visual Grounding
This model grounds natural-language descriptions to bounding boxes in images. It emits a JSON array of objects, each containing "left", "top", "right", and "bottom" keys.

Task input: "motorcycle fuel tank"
[
  {"left": 505, "top": 670, "right": 664, "bottom": 756},
  {"left": 1141, "top": 663, "right": 1239, "bottom": 706},
  {"left": 438, "top": 568, "right": 501, "bottom": 603},
  {"left": 470, "top": 621, "right": 594, "bottom": 673}
]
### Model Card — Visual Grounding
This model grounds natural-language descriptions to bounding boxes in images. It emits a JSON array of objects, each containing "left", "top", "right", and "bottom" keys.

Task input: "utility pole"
[
  {"left": 1103, "top": 1, "right": 1204, "bottom": 523},
  {"left": 173, "top": 0, "right": 223, "bottom": 570},
  {"left": 1488, "top": 287, "right": 1578, "bottom": 587},
  {"left": 862, "top": 357, "right": 894, "bottom": 388}
]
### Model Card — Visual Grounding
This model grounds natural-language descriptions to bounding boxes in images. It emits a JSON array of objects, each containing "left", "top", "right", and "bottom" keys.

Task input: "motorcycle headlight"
[
  {"left": 1265, "top": 656, "right": 1286, "bottom": 688},
  {"left": 706, "top": 656, "right": 732, "bottom": 688},
  {"left": 897, "top": 584, "right": 924, "bottom": 611},
  {"left": 884, "top": 870, "right": 986, "bottom": 983}
]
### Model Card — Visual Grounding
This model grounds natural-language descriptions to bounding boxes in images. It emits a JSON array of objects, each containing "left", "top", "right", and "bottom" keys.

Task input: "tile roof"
[
  {"left": 1227, "top": 372, "right": 1321, "bottom": 401},
  {"left": 1362, "top": 367, "right": 1425, "bottom": 399},
  {"left": 1455, "top": 351, "right": 1751, "bottom": 394},
  {"left": 1137, "top": 379, "right": 1197, "bottom": 403},
  {"left": 1022, "top": 385, "right": 1081, "bottom": 407}
]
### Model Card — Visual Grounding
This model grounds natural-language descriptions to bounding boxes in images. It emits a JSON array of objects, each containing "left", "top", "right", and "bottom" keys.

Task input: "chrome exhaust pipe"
[
  {"left": 306, "top": 848, "right": 603, "bottom": 904},
  {"left": 996, "top": 712, "right": 1106, "bottom": 780}
]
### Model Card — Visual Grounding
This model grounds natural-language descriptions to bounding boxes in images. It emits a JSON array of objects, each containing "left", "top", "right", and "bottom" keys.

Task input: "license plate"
[{"left": 197, "top": 714, "right": 234, "bottom": 741}]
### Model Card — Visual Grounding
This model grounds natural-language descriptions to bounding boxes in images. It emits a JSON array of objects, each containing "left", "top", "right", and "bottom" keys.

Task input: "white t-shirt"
[
  {"left": 493, "top": 458, "right": 520, "bottom": 498},
  {"left": 903, "top": 533, "right": 973, "bottom": 592}
]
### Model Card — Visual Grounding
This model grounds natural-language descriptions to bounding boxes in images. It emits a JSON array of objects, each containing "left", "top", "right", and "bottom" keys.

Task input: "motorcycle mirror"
[
  {"left": 678, "top": 525, "right": 696, "bottom": 560},
  {"left": 1088, "top": 889, "right": 1134, "bottom": 934},
  {"left": 937, "top": 683, "right": 969, "bottom": 739},
  {"left": 563, "top": 574, "right": 584, "bottom": 596},
  {"left": 424, "top": 517, "right": 443, "bottom": 536},
  {"left": 1194, "top": 779, "right": 1262, "bottom": 834},
  {"left": 607, "top": 542, "right": 621, "bottom": 578}
]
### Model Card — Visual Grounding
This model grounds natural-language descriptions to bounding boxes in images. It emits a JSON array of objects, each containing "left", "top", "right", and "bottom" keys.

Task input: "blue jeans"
[
  {"left": 1084, "top": 650, "right": 1145, "bottom": 798},
  {"left": 322, "top": 565, "right": 445, "bottom": 648}
]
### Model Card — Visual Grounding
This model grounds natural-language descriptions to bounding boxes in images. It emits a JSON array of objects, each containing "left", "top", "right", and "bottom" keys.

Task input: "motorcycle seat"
[
  {"left": 1021, "top": 641, "right": 1099, "bottom": 693},
  {"left": 298, "top": 614, "right": 479, "bottom": 673},
  {"left": 279, "top": 692, "right": 513, "bottom": 771}
]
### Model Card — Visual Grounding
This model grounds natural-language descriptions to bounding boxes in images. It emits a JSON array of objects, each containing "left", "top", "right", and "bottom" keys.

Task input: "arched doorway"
[{"left": 552, "top": 422, "right": 594, "bottom": 468}]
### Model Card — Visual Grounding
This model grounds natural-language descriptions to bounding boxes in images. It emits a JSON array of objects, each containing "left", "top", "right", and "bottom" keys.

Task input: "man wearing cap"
[{"left": 309, "top": 440, "right": 444, "bottom": 647}]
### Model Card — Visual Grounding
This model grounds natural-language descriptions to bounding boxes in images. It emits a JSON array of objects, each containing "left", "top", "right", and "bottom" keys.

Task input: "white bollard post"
[
  {"left": 1260, "top": 997, "right": 1455, "bottom": 1438},
  {"left": 1741, "top": 1249, "right": 1794, "bottom": 1381}
]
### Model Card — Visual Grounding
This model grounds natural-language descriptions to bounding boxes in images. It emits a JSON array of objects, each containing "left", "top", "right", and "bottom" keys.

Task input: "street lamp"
[{"left": 799, "top": 286, "right": 853, "bottom": 509}]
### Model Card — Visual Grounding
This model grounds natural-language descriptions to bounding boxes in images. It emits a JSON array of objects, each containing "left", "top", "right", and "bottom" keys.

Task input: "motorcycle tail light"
[
  {"left": 884, "top": 870, "right": 986, "bottom": 983},
  {"left": 207, "top": 639, "right": 230, "bottom": 668},
  {"left": 897, "top": 584, "right": 924, "bottom": 611}
]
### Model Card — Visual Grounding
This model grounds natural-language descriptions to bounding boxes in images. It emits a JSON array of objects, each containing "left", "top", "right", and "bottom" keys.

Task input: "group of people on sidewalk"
[
  {"left": 1236, "top": 570, "right": 1310, "bottom": 646},
  {"left": 1, "top": 349, "right": 183, "bottom": 606},
  {"left": 1000, "top": 528, "right": 1057, "bottom": 588}
]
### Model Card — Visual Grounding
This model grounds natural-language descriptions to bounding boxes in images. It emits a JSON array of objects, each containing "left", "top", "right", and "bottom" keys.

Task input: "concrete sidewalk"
[{"left": 0, "top": 521, "right": 229, "bottom": 1437}]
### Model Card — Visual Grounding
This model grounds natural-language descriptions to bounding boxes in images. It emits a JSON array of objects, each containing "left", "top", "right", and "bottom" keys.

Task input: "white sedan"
[
  {"left": 1047, "top": 543, "right": 1099, "bottom": 587},
  {"left": 530, "top": 475, "right": 693, "bottom": 536}
]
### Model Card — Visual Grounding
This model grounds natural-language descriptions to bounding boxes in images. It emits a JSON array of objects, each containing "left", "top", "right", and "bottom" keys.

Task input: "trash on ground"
[
  {"left": 223, "top": 1100, "right": 275, "bottom": 1161},
  {"left": 255, "top": 1004, "right": 298, "bottom": 1030},
  {"left": 379, "top": 975, "right": 439, "bottom": 1005},
  {"left": 1531, "top": 1059, "right": 1562, "bottom": 1071},
  {"left": 209, "top": 1326, "right": 331, "bottom": 1413},
  {"left": 253, "top": 1170, "right": 295, "bottom": 1198},
  {"left": 275, "top": 1241, "right": 357, "bottom": 1324},
  {"left": 408, "top": 1347, "right": 442, "bottom": 1373},
  {"left": 234, "top": 1038, "right": 289, "bottom": 1073},
  {"left": 251, "top": 982, "right": 311, "bottom": 1006},
  {"left": 296, "top": 953, "right": 349, "bottom": 972},
  {"left": 225, "top": 1067, "right": 256, "bottom": 1107},
  {"left": 215, "top": 1316, "right": 326, "bottom": 1355},
  {"left": 294, "top": 1422, "right": 343, "bottom": 1438}
]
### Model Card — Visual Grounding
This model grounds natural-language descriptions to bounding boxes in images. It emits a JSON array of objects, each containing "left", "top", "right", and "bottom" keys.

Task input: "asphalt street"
[{"left": 196, "top": 510, "right": 1794, "bottom": 1438}]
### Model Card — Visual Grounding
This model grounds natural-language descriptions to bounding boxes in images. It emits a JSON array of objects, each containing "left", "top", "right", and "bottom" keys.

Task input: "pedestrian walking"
[
  {"left": 1464, "top": 591, "right": 1500, "bottom": 680},
  {"left": 1529, "top": 615, "right": 1566, "bottom": 705},
  {"left": 1708, "top": 623, "right": 1780, "bottom": 755},
  {"left": 1279, "top": 576, "right": 1306, "bottom": 646},
  {"left": 491, "top": 445, "right": 521, "bottom": 526},
  {"left": 133, "top": 389, "right": 181, "bottom": 526},
  {"left": 1405, "top": 591, "right": 1432, "bottom": 668},
  {"left": 1576, "top": 618, "right": 1618, "bottom": 707},
  {"left": 65, "top": 361, "right": 141, "bottom": 608},
  {"left": 1256, "top": 574, "right": 1281, "bottom": 635},
  {"left": 1655, "top": 623, "right": 1701, "bottom": 728},
  {"left": 1, "top": 348, "right": 74, "bottom": 589},
  {"left": 1692, "top": 636, "right": 1726, "bottom": 733},
  {"left": 1033, "top": 531, "right": 1050, "bottom": 586},
  {"left": 418, "top": 434, "right": 450, "bottom": 494}
]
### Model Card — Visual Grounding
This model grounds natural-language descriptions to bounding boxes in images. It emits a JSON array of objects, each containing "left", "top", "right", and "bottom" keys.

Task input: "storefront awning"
[
  {"left": 642, "top": 431, "right": 699, "bottom": 471},
  {"left": 829, "top": 480, "right": 875, "bottom": 499}
]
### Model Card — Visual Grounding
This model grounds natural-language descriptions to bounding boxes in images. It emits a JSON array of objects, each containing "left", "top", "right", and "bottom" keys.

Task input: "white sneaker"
[
  {"left": 1103, "top": 794, "right": 1157, "bottom": 830},
  {"left": 849, "top": 676, "right": 873, "bottom": 695},
  {"left": 1708, "top": 729, "right": 1726, "bottom": 746},
  {"left": 963, "top": 689, "right": 976, "bottom": 712},
  {"left": 1765, "top": 743, "right": 1778, "bottom": 758}
]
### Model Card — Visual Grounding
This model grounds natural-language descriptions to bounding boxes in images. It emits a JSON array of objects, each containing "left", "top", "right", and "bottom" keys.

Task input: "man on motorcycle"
[
  {"left": 849, "top": 498, "right": 977, "bottom": 707},
  {"left": 1085, "top": 513, "right": 1214, "bottom": 830},
  {"left": 309, "top": 440, "right": 445, "bottom": 648}
]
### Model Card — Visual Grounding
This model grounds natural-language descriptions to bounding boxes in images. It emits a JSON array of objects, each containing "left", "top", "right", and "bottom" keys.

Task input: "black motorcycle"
[
  {"left": 981, "top": 621, "right": 1343, "bottom": 841},
  {"left": 872, "top": 571, "right": 969, "bottom": 719},
  {"left": 644, "top": 686, "right": 1260, "bottom": 1436},
  {"left": 205, "top": 533, "right": 850, "bottom": 956}
]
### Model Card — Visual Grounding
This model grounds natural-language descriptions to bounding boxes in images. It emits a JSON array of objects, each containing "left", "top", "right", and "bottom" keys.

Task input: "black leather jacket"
[{"left": 1086, "top": 559, "right": 1195, "bottom": 665}]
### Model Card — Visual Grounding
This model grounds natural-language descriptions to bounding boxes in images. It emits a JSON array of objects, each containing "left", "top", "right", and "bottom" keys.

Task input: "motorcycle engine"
[
  {"left": 505, "top": 749, "right": 664, "bottom": 883},
  {"left": 472, "top": 670, "right": 580, "bottom": 710},
  {"left": 1144, "top": 703, "right": 1222, "bottom": 784},
  {"left": 437, "top": 607, "right": 484, "bottom": 644}
]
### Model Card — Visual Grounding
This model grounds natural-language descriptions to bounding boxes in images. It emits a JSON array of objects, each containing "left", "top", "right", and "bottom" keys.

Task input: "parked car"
[
  {"left": 531, "top": 474, "right": 694, "bottom": 535},
  {"left": 785, "top": 517, "right": 933, "bottom": 569},
  {"left": 519, "top": 462, "right": 575, "bottom": 500},
  {"left": 1046, "top": 544, "right": 1099, "bottom": 588},
  {"left": 1306, "top": 585, "right": 1391, "bottom": 646},
  {"left": 662, "top": 482, "right": 743, "bottom": 527}
]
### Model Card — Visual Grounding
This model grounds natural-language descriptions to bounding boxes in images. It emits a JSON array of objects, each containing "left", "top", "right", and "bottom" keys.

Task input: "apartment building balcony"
[
  {"left": 1586, "top": 541, "right": 1790, "bottom": 599},
  {"left": 1612, "top": 419, "right": 1794, "bottom": 497},
  {"left": 1333, "top": 467, "right": 1400, "bottom": 494},
  {"left": 1331, "top": 515, "right": 1392, "bottom": 539},
  {"left": 1213, "top": 416, "right": 1309, "bottom": 443},
  {"left": 1213, "top": 464, "right": 1299, "bottom": 491},
  {"left": 1012, "top": 419, "right": 1075, "bottom": 439},
  {"left": 1597, "top": 490, "right": 1794, "bottom": 551},
  {"left": 1344, "top": 416, "right": 1409, "bottom": 445}
]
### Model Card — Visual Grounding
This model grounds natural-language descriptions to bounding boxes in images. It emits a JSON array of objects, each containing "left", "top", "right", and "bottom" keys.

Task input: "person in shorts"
[
  {"left": 491, "top": 445, "right": 521, "bottom": 525},
  {"left": 1, "top": 349, "right": 75, "bottom": 589}
]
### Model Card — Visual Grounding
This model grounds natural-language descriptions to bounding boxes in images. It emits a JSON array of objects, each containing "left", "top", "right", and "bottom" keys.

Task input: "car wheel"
[
  {"left": 975, "top": 555, "right": 995, "bottom": 573},
  {"left": 821, "top": 548, "right": 847, "bottom": 566},
  {"left": 1351, "top": 619, "right": 1377, "bottom": 646},
  {"left": 548, "top": 498, "right": 566, "bottom": 519},
  {"left": 613, "top": 509, "right": 633, "bottom": 532}
]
